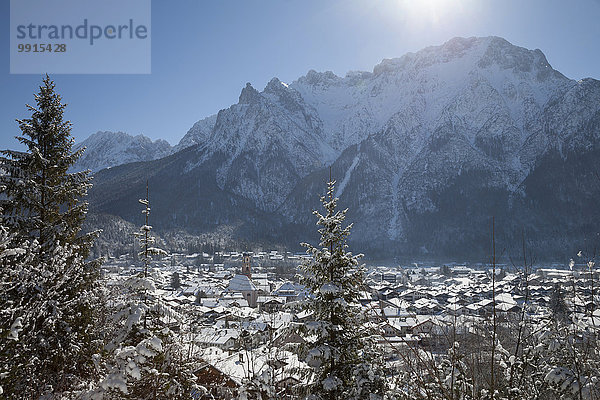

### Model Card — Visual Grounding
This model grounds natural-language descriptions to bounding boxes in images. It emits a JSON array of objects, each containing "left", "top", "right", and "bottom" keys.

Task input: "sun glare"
[
  {"left": 411, "top": 0, "right": 445, "bottom": 24},
  {"left": 391, "top": 0, "right": 466, "bottom": 28}
]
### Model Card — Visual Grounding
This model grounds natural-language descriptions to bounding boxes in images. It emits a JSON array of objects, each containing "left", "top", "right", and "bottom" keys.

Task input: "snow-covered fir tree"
[
  {"left": 0, "top": 76, "right": 102, "bottom": 398},
  {"left": 298, "top": 178, "right": 387, "bottom": 400},
  {"left": 549, "top": 282, "right": 568, "bottom": 323},
  {"left": 171, "top": 271, "right": 181, "bottom": 289},
  {"left": 0, "top": 74, "right": 97, "bottom": 258}
]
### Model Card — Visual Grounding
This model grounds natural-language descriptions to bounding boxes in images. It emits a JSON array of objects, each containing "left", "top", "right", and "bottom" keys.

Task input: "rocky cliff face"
[{"left": 87, "top": 37, "right": 600, "bottom": 259}]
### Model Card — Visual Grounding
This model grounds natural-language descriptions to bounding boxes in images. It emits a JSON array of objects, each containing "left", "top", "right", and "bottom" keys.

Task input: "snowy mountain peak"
[
  {"left": 371, "top": 36, "right": 485, "bottom": 76},
  {"left": 296, "top": 69, "right": 342, "bottom": 88},
  {"left": 264, "top": 77, "right": 288, "bottom": 93},
  {"left": 476, "top": 37, "right": 558, "bottom": 77},
  {"left": 73, "top": 131, "right": 173, "bottom": 172},
  {"left": 370, "top": 36, "right": 560, "bottom": 79},
  {"left": 238, "top": 82, "right": 261, "bottom": 104}
]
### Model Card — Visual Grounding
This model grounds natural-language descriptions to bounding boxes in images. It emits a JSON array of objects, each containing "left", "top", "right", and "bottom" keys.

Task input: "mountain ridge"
[
  {"left": 85, "top": 36, "right": 600, "bottom": 259},
  {"left": 72, "top": 131, "right": 173, "bottom": 173}
]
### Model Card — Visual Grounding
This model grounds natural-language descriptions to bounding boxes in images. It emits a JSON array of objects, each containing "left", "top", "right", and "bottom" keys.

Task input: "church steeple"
[{"left": 242, "top": 252, "right": 252, "bottom": 279}]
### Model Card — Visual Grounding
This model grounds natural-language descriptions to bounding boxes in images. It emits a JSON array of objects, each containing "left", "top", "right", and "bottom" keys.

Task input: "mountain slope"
[{"left": 173, "top": 114, "right": 218, "bottom": 152}]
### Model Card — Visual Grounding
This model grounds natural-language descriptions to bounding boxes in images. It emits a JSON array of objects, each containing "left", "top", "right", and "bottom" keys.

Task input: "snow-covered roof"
[
  {"left": 495, "top": 293, "right": 517, "bottom": 305},
  {"left": 273, "top": 281, "right": 301, "bottom": 295},
  {"left": 227, "top": 274, "right": 257, "bottom": 292}
]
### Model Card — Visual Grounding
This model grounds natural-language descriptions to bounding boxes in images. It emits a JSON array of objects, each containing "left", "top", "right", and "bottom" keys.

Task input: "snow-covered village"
[
  {"left": 95, "top": 245, "right": 600, "bottom": 399},
  {"left": 3, "top": 1, "right": 600, "bottom": 399}
]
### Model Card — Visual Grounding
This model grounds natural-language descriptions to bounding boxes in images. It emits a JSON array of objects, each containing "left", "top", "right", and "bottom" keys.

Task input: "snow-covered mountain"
[
  {"left": 73, "top": 131, "right": 173, "bottom": 173},
  {"left": 186, "top": 79, "right": 338, "bottom": 211},
  {"left": 87, "top": 37, "right": 600, "bottom": 258},
  {"left": 280, "top": 36, "right": 578, "bottom": 248}
]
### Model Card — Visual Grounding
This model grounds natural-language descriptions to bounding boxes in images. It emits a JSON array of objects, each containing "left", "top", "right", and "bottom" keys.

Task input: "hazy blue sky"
[{"left": 1, "top": 0, "right": 600, "bottom": 150}]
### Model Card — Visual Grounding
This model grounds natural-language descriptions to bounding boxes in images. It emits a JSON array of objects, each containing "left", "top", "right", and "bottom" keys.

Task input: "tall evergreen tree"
[
  {"left": 0, "top": 74, "right": 96, "bottom": 259},
  {"left": 549, "top": 282, "right": 568, "bottom": 322},
  {"left": 299, "top": 179, "right": 386, "bottom": 400},
  {"left": 171, "top": 271, "right": 181, "bottom": 289},
  {"left": 0, "top": 76, "right": 101, "bottom": 398}
]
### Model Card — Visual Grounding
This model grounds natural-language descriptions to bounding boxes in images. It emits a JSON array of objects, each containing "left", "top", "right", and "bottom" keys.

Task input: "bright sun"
[
  {"left": 405, "top": 0, "right": 453, "bottom": 24},
  {"left": 390, "top": 0, "right": 466, "bottom": 28}
]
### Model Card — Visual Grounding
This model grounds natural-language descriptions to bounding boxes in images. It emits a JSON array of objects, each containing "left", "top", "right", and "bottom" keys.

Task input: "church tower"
[{"left": 242, "top": 252, "right": 252, "bottom": 279}]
